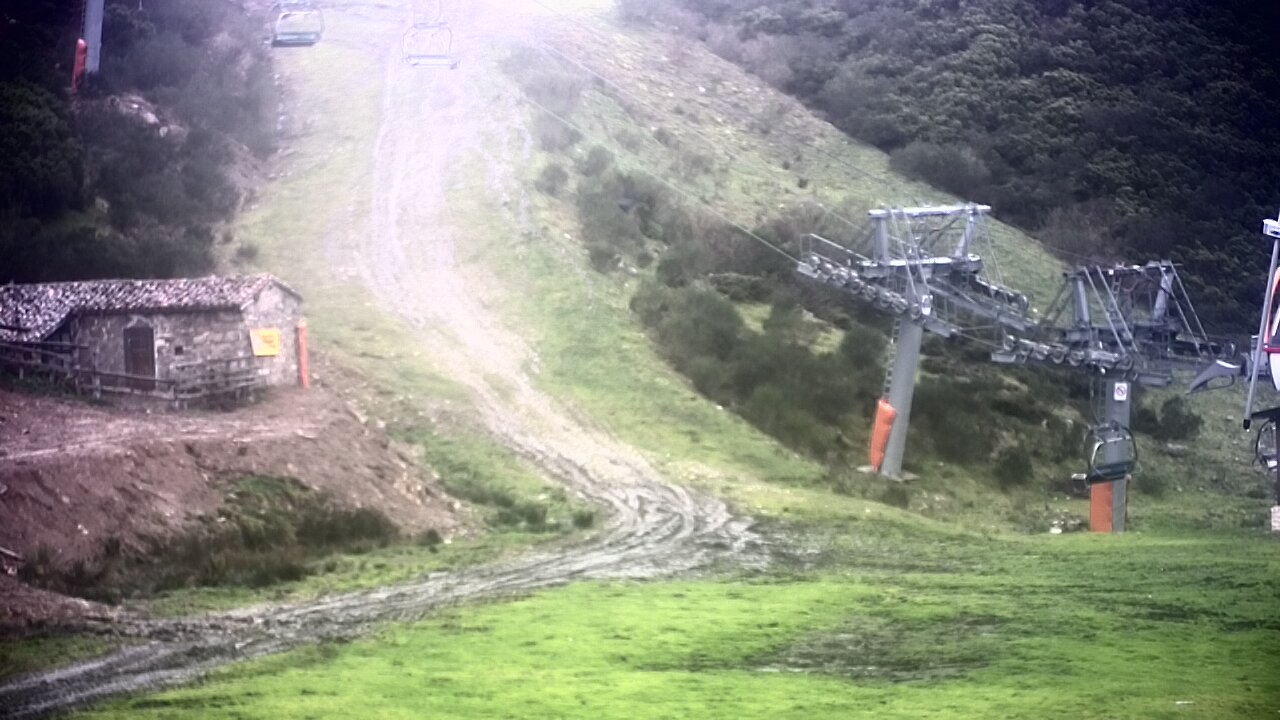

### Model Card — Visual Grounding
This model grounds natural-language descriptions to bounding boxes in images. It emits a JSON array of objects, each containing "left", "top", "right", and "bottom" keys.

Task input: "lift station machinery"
[{"left": 798, "top": 204, "right": 1236, "bottom": 531}]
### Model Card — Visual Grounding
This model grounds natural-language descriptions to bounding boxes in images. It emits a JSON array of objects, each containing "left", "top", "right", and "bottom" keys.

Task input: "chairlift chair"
[
  {"left": 272, "top": 2, "right": 324, "bottom": 46},
  {"left": 402, "top": 23, "right": 460, "bottom": 68},
  {"left": 1082, "top": 422, "right": 1137, "bottom": 484},
  {"left": 1249, "top": 406, "right": 1280, "bottom": 471}
]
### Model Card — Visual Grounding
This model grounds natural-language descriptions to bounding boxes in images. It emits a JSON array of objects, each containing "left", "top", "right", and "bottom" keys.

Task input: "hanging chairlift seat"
[
  {"left": 402, "top": 23, "right": 460, "bottom": 68},
  {"left": 1083, "top": 423, "right": 1137, "bottom": 484},
  {"left": 272, "top": 4, "right": 324, "bottom": 46}
]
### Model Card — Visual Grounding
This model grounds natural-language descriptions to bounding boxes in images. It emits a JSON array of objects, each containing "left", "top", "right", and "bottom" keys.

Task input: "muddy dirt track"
[{"left": 0, "top": 5, "right": 760, "bottom": 718}]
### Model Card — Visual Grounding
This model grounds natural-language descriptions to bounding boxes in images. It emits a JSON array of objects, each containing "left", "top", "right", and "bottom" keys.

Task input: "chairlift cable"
[
  {"left": 529, "top": 36, "right": 871, "bottom": 237},
  {"left": 517, "top": 8, "right": 869, "bottom": 236},
  {"left": 521, "top": 0, "right": 1107, "bottom": 267},
  {"left": 519, "top": 93, "right": 800, "bottom": 264}
]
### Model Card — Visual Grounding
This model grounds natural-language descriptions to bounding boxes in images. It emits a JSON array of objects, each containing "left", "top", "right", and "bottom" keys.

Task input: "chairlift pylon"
[
  {"left": 402, "top": 22, "right": 460, "bottom": 69},
  {"left": 271, "top": 1, "right": 324, "bottom": 46},
  {"left": 1082, "top": 422, "right": 1137, "bottom": 484}
]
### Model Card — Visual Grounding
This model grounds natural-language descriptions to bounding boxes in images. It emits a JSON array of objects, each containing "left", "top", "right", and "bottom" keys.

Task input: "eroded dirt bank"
[{"left": 0, "top": 387, "right": 464, "bottom": 622}]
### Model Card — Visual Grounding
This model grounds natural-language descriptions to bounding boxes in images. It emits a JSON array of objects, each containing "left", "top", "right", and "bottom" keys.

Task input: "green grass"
[
  {"left": 409, "top": 430, "right": 597, "bottom": 532},
  {"left": 0, "top": 635, "right": 116, "bottom": 682},
  {"left": 77, "top": 520, "right": 1280, "bottom": 719},
  {"left": 438, "top": 48, "right": 825, "bottom": 497},
  {"left": 141, "top": 531, "right": 553, "bottom": 617}
]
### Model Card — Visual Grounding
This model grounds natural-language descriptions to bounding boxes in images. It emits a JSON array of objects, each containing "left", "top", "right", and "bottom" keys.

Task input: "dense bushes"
[
  {"left": 628, "top": 0, "right": 1280, "bottom": 330},
  {"left": 1133, "top": 395, "right": 1203, "bottom": 442},
  {"left": 632, "top": 282, "right": 884, "bottom": 456},
  {"left": 0, "top": 0, "right": 279, "bottom": 286},
  {"left": 20, "top": 477, "right": 405, "bottom": 602},
  {"left": 0, "top": 82, "right": 84, "bottom": 218}
]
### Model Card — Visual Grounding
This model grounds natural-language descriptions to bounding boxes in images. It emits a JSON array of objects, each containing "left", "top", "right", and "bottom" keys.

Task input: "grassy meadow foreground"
[{"left": 79, "top": 524, "right": 1280, "bottom": 719}]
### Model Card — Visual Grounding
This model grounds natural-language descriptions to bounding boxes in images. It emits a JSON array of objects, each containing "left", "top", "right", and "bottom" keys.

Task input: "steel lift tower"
[
  {"left": 84, "top": 0, "right": 105, "bottom": 74},
  {"left": 799, "top": 204, "right": 1235, "bottom": 531},
  {"left": 799, "top": 204, "right": 1031, "bottom": 478}
]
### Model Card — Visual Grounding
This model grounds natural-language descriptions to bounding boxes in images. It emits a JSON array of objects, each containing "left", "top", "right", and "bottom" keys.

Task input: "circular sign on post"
[{"left": 1113, "top": 381, "right": 1130, "bottom": 403}]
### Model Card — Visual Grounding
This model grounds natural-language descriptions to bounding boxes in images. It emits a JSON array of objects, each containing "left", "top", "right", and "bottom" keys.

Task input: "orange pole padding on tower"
[
  {"left": 868, "top": 397, "right": 897, "bottom": 471},
  {"left": 1089, "top": 481, "right": 1114, "bottom": 533},
  {"left": 72, "top": 39, "right": 88, "bottom": 93},
  {"left": 296, "top": 318, "right": 310, "bottom": 389}
]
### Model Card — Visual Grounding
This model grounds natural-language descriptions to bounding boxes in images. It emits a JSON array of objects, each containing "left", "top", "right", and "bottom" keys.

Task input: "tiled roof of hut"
[{"left": 0, "top": 274, "right": 300, "bottom": 343}]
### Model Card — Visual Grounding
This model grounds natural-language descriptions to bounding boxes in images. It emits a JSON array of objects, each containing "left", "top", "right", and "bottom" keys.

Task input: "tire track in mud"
[{"left": 0, "top": 8, "right": 760, "bottom": 719}]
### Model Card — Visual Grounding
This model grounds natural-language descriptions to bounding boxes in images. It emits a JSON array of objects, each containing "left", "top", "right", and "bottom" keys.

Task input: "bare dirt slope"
[
  {"left": 0, "top": 387, "right": 462, "bottom": 582},
  {"left": 0, "top": 3, "right": 766, "bottom": 717}
]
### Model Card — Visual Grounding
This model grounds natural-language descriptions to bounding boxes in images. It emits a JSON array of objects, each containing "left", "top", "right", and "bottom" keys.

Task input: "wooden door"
[{"left": 123, "top": 325, "right": 156, "bottom": 391}]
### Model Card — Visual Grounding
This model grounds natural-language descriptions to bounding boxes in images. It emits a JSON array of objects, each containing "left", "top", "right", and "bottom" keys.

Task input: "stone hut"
[{"left": 0, "top": 275, "right": 304, "bottom": 398}]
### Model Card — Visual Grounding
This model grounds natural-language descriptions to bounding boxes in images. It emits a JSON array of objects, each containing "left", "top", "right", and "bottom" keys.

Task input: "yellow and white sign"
[{"left": 250, "top": 328, "right": 282, "bottom": 357}]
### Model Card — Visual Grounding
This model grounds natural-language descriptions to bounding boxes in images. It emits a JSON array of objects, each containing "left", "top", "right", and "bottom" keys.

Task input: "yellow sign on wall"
[{"left": 250, "top": 328, "right": 282, "bottom": 357}]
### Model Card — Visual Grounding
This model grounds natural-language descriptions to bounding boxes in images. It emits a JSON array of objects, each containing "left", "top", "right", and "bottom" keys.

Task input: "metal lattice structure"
[
  {"left": 798, "top": 205, "right": 1032, "bottom": 339},
  {"left": 796, "top": 203, "right": 1235, "bottom": 500},
  {"left": 994, "top": 262, "right": 1233, "bottom": 386}
]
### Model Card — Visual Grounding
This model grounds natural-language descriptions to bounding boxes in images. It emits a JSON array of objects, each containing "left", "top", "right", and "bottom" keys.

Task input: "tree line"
[
  {"left": 0, "top": 0, "right": 278, "bottom": 284},
  {"left": 618, "top": 0, "right": 1280, "bottom": 331}
]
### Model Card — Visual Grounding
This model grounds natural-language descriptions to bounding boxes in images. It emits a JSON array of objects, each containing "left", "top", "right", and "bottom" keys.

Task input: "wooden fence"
[{"left": 0, "top": 341, "right": 265, "bottom": 406}]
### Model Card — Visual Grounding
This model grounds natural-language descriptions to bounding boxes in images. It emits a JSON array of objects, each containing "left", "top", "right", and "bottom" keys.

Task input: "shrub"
[
  {"left": 993, "top": 446, "right": 1034, "bottom": 490},
  {"left": 0, "top": 81, "right": 85, "bottom": 218},
  {"left": 879, "top": 483, "right": 911, "bottom": 509},
  {"left": 838, "top": 323, "right": 887, "bottom": 367},
  {"left": 888, "top": 141, "right": 992, "bottom": 200},
  {"left": 532, "top": 115, "right": 582, "bottom": 152},
  {"left": 1134, "top": 470, "right": 1169, "bottom": 498},
  {"left": 912, "top": 379, "right": 995, "bottom": 464},
  {"left": 1155, "top": 396, "right": 1202, "bottom": 441},
  {"left": 656, "top": 247, "right": 705, "bottom": 287},
  {"left": 578, "top": 146, "right": 614, "bottom": 177},
  {"left": 535, "top": 162, "right": 570, "bottom": 196},
  {"left": 586, "top": 241, "right": 620, "bottom": 271},
  {"left": 1132, "top": 396, "right": 1203, "bottom": 441},
  {"left": 707, "top": 272, "right": 771, "bottom": 302},
  {"left": 503, "top": 58, "right": 588, "bottom": 116},
  {"left": 675, "top": 150, "right": 714, "bottom": 180},
  {"left": 572, "top": 509, "right": 597, "bottom": 529},
  {"left": 235, "top": 242, "right": 260, "bottom": 264}
]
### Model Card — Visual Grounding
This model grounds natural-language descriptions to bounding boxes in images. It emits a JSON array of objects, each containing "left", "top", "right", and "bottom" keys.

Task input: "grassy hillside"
[{"left": 620, "top": 0, "right": 1280, "bottom": 330}]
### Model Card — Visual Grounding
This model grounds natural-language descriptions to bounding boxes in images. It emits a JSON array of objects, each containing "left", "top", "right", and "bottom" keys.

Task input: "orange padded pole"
[
  {"left": 1090, "top": 481, "right": 1113, "bottom": 533},
  {"left": 296, "top": 318, "right": 310, "bottom": 389},
  {"left": 869, "top": 398, "right": 897, "bottom": 471}
]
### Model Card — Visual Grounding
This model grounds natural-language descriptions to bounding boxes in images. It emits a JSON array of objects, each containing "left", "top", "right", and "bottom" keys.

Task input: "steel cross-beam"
[{"left": 797, "top": 203, "right": 1236, "bottom": 498}]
